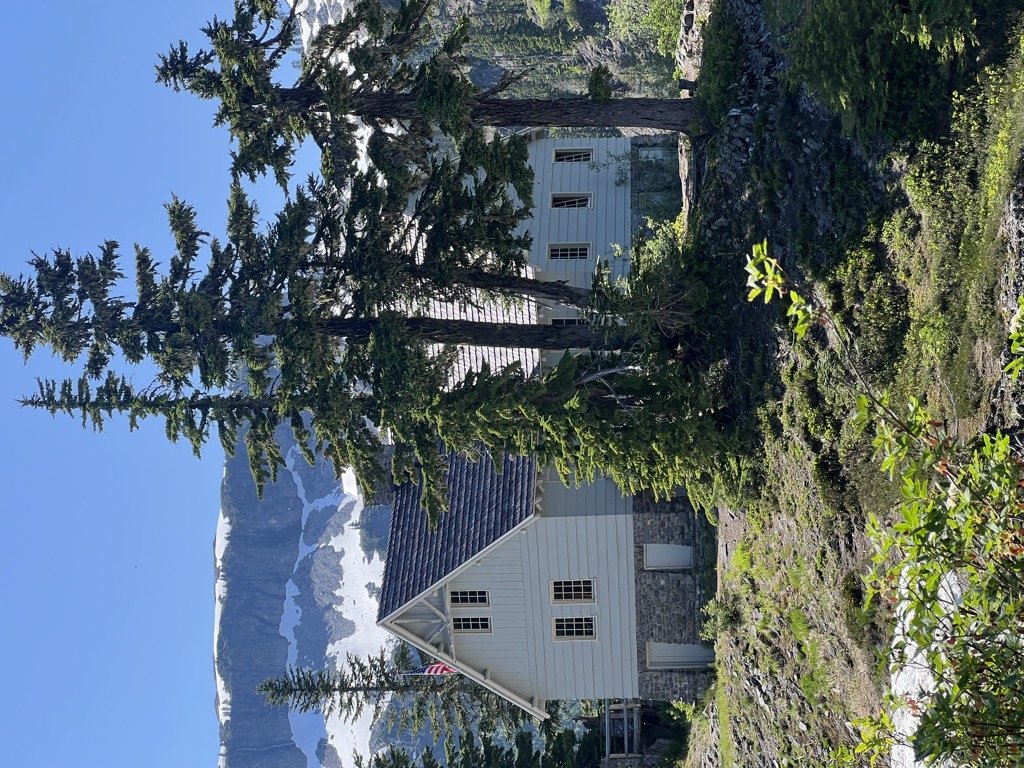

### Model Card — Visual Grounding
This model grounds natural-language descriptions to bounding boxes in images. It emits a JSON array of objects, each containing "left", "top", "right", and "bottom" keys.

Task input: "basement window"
[
  {"left": 553, "top": 148, "right": 593, "bottom": 163},
  {"left": 547, "top": 244, "right": 590, "bottom": 260},
  {"left": 554, "top": 617, "right": 596, "bottom": 640},
  {"left": 551, "top": 194, "right": 592, "bottom": 209},
  {"left": 550, "top": 318, "right": 584, "bottom": 326}
]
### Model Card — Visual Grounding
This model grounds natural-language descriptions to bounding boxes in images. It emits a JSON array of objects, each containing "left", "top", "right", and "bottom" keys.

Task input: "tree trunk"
[
  {"left": 412, "top": 265, "right": 594, "bottom": 308},
  {"left": 471, "top": 96, "right": 707, "bottom": 134},
  {"left": 318, "top": 315, "right": 628, "bottom": 349},
  {"left": 350, "top": 92, "right": 707, "bottom": 136}
]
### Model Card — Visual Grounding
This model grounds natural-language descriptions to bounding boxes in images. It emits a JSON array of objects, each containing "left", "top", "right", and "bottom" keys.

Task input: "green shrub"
[
  {"left": 607, "top": 0, "right": 683, "bottom": 57},
  {"left": 748, "top": 243, "right": 1024, "bottom": 766},
  {"left": 782, "top": 0, "right": 974, "bottom": 138},
  {"left": 700, "top": 594, "right": 742, "bottom": 640},
  {"left": 562, "top": 0, "right": 581, "bottom": 29},
  {"left": 828, "top": 247, "right": 910, "bottom": 378},
  {"left": 697, "top": 8, "right": 745, "bottom": 127}
]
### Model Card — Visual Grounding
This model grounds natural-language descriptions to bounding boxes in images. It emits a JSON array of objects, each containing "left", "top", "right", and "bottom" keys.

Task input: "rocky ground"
[{"left": 670, "top": 1, "right": 1024, "bottom": 766}]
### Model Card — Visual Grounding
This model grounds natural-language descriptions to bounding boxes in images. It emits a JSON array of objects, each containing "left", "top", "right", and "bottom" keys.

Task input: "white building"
[{"left": 377, "top": 133, "right": 713, "bottom": 721}]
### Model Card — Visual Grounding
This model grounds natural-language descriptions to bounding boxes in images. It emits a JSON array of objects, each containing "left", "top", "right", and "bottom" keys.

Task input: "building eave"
[
  {"left": 377, "top": 511, "right": 539, "bottom": 626},
  {"left": 380, "top": 616, "right": 549, "bottom": 721}
]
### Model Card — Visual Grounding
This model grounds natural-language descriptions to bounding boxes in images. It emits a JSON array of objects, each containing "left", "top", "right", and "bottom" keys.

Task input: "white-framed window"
[
  {"left": 553, "top": 616, "right": 596, "bottom": 640},
  {"left": 449, "top": 589, "right": 489, "bottom": 607},
  {"left": 551, "top": 318, "right": 584, "bottom": 326},
  {"left": 547, "top": 244, "right": 590, "bottom": 260},
  {"left": 553, "top": 148, "right": 593, "bottom": 163},
  {"left": 551, "top": 194, "right": 591, "bottom": 209},
  {"left": 551, "top": 579, "right": 595, "bottom": 603},
  {"left": 452, "top": 616, "right": 491, "bottom": 633}
]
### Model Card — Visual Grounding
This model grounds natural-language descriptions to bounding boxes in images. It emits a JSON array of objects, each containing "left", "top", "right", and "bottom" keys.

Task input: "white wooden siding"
[
  {"left": 445, "top": 535, "right": 533, "bottom": 698},
  {"left": 524, "top": 136, "right": 632, "bottom": 280},
  {"left": 518, "top": 137, "right": 633, "bottom": 326},
  {"left": 521, "top": 479, "right": 638, "bottom": 700},
  {"left": 440, "top": 475, "right": 638, "bottom": 703}
]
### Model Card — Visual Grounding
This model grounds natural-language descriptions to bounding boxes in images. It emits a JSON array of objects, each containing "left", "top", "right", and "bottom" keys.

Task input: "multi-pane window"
[
  {"left": 449, "top": 590, "right": 489, "bottom": 606},
  {"left": 551, "top": 194, "right": 591, "bottom": 209},
  {"left": 551, "top": 318, "right": 584, "bottom": 326},
  {"left": 554, "top": 148, "right": 593, "bottom": 163},
  {"left": 547, "top": 244, "right": 590, "bottom": 260},
  {"left": 554, "top": 617, "right": 596, "bottom": 639},
  {"left": 452, "top": 616, "right": 491, "bottom": 633},
  {"left": 551, "top": 579, "right": 595, "bottom": 603}
]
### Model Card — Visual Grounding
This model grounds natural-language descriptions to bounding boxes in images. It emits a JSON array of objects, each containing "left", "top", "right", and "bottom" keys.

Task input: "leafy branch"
[{"left": 746, "top": 240, "right": 1024, "bottom": 766}]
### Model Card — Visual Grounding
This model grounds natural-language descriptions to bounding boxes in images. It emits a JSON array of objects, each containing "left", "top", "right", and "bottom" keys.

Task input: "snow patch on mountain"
[
  {"left": 214, "top": 483, "right": 233, "bottom": 768},
  {"left": 277, "top": 446, "right": 390, "bottom": 767},
  {"left": 291, "top": 0, "right": 351, "bottom": 44}
]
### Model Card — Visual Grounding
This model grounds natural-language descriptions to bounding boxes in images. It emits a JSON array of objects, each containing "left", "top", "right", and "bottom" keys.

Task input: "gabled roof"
[{"left": 377, "top": 452, "right": 537, "bottom": 622}]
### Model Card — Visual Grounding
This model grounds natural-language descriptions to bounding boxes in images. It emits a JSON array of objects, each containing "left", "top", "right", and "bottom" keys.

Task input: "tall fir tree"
[
  {"left": 2, "top": 0, "right": 720, "bottom": 523},
  {"left": 1, "top": 182, "right": 661, "bottom": 521},
  {"left": 155, "top": 0, "right": 705, "bottom": 192},
  {"left": 348, "top": 713, "right": 604, "bottom": 768},
  {"left": 257, "top": 647, "right": 527, "bottom": 757}
]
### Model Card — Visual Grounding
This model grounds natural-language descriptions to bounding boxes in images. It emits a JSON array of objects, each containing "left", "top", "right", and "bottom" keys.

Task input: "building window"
[
  {"left": 452, "top": 616, "right": 491, "bottom": 633},
  {"left": 551, "top": 318, "right": 584, "bottom": 326},
  {"left": 551, "top": 194, "right": 591, "bottom": 209},
  {"left": 449, "top": 590, "right": 489, "bottom": 607},
  {"left": 551, "top": 579, "right": 595, "bottom": 603},
  {"left": 554, "top": 617, "right": 596, "bottom": 639},
  {"left": 554, "top": 148, "right": 593, "bottom": 163},
  {"left": 547, "top": 244, "right": 590, "bottom": 260}
]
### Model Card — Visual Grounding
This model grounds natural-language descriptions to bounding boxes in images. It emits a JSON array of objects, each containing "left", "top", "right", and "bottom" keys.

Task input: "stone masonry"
[{"left": 633, "top": 492, "right": 715, "bottom": 702}]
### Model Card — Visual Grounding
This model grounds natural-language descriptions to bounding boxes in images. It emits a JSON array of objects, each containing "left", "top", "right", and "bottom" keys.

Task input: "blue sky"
[{"left": 0, "top": 2, "right": 294, "bottom": 765}]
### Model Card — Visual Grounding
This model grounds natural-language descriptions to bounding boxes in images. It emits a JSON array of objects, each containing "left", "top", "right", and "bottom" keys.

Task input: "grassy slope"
[{"left": 671, "top": 1, "right": 1024, "bottom": 765}]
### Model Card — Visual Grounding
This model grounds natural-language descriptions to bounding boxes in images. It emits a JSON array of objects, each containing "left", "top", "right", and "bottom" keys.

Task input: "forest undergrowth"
[{"left": 646, "top": 0, "right": 1024, "bottom": 765}]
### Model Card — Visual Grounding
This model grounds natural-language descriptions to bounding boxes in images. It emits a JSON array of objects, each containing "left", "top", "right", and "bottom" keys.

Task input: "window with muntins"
[
  {"left": 552, "top": 579, "right": 595, "bottom": 603},
  {"left": 551, "top": 318, "right": 584, "bottom": 326},
  {"left": 547, "top": 244, "right": 590, "bottom": 260},
  {"left": 554, "top": 148, "right": 593, "bottom": 163},
  {"left": 449, "top": 590, "right": 489, "bottom": 606},
  {"left": 551, "top": 194, "right": 591, "bottom": 209},
  {"left": 554, "top": 617, "right": 596, "bottom": 639},
  {"left": 452, "top": 616, "right": 491, "bottom": 633}
]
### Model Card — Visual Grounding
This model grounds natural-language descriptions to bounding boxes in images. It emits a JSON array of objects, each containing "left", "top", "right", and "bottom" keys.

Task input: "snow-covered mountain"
[
  {"left": 214, "top": 5, "right": 390, "bottom": 764},
  {"left": 214, "top": 425, "right": 392, "bottom": 768}
]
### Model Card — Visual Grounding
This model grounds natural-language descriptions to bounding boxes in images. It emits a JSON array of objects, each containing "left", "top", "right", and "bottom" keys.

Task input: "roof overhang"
[
  {"left": 378, "top": 511, "right": 537, "bottom": 626},
  {"left": 377, "top": 511, "right": 546, "bottom": 719},
  {"left": 380, "top": 614, "right": 549, "bottom": 721}
]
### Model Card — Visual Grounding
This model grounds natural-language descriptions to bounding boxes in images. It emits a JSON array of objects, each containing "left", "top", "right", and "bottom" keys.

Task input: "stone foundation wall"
[{"left": 633, "top": 492, "right": 715, "bottom": 702}]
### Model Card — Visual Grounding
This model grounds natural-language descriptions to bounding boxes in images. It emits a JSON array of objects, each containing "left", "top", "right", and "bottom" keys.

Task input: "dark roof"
[{"left": 377, "top": 452, "right": 537, "bottom": 622}]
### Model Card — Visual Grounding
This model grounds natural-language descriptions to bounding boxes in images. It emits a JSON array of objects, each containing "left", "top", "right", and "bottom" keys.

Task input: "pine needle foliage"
[
  {"left": 3, "top": 0, "right": 717, "bottom": 525},
  {"left": 257, "top": 648, "right": 527, "bottom": 755}
]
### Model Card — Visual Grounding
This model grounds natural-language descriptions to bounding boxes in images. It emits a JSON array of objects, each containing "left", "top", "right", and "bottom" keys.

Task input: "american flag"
[{"left": 402, "top": 662, "right": 457, "bottom": 676}]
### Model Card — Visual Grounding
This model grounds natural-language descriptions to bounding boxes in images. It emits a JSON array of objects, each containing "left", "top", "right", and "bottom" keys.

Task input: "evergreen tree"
[
  {"left": 0, "top": 182, "right": 649, "bottom": 521},
  {"left": 155, "top": 0, "right": 705, "bottom": 193},
  {"left": 349, "top": 718, "right": 603, "bottom": 768},
  {"left": 2, "top": 0, "right": 721, "bottom": 524},
  {"left": 258, "top": 648, "right": 527, "bottom": 754}
]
